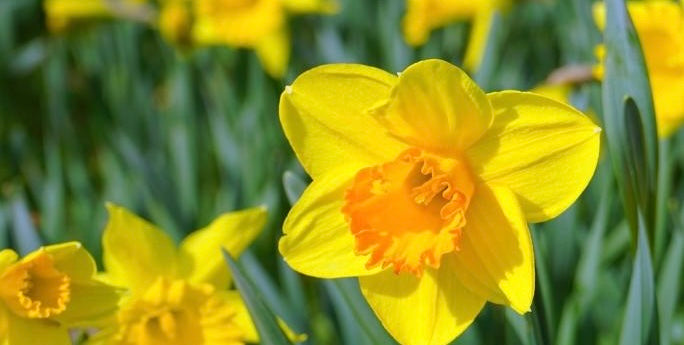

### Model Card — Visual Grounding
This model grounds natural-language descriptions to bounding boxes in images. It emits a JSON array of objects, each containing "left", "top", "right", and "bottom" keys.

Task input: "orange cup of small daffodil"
[
  {"left": 278, "top": 59, "right": 600, "bottom": 345},
  {"left": 594, "top": 0, "right": 684, "bottom": 138},
  {"left": 88, "top": 203, "right": 271, "bottom": 345},
  {"left": 0, "top": 243, "right": 120, "bottom": 345}
]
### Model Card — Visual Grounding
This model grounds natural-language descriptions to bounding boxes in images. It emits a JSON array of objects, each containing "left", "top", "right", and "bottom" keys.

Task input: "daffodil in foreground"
[
  {"left": 279, "top": 59, "right": 600, "bottom": 345},
  {"left": 159, "top": 0, "right": 338, "bottom": 78},
  {"left": 594, "top": 0, "right": 684, "bottom": 137},
  {"left": 403, "top": 0, "right": 510, "bottom": 71},
  {"left": 89, "top": 203, "right": 267, "bottom": 345},
  {"left": 0, "top": 242, "right": 120, "bottom": 345}
]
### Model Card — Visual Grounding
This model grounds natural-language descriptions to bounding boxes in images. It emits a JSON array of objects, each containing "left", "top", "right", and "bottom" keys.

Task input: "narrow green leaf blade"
[
  {"left": 601, "top": 0, "right": 658, "bottom": 240},
  {"left": 619, "top": 215, "right": 658, "bottom": 345},
  {"left": 222, "top": 249, "right": 294, "bottom": 345}
]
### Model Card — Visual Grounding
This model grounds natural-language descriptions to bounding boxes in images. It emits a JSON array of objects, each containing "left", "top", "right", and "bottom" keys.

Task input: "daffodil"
[
  {"left": 594, "top": 0, "right": 684, "bottom": 137},
  {"left": 157, "top": 0, "right": 337, "bottom": 78},
  {"left": 403, "top": 0, "right": 510, "bottom": 71},
  {"left": 89, "top": 203, "right": 268, "bottom": 345},
  {"left": 278, "top": 59, "right": 600, "bottom": 345},
  {"left": 0, "top": 242, "right": 120, "bottom": 345},
  {"left": 44, "top": 0, "right": 150, "bottom": 32}
]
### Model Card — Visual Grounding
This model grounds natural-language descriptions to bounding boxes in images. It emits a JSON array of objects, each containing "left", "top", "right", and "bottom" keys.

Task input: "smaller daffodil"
[
  {"left": 279, "top": 59, "right": 600, "bottom": 345},
  {"left": 44, "top": 0, "right": 151, "bottom": 32},
  {"left": 0, "top": 242, "right": 120, "bottom": 345},
  {"left": 157, "top": 0, "right": 337, "bottom": 78},
  {"left": 403, "top": 0, "right": 511, "bottom": 71},
  {"left": 594, "top": 0, "right": 684, "bottom": 137},
  {"left": 89, "top": 203, "right": 269, "bottom": 345}
]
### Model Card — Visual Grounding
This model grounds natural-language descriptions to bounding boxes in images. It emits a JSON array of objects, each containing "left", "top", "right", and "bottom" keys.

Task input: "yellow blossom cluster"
[{"left": 0, "top": 204, "right": 268, "bottom": 345}]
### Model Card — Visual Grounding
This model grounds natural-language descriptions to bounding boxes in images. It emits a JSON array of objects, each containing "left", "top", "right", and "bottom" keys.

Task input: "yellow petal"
[
  {"left": 280, "top": 63, "right": 405, "bottom": 179},
  {"left": 372, "top": 59, "right": 493, "bottom": 153},
  {"left": 651, "top": 73, "right": 684, "bottom": 137},
  {"left": 0, "top": 307, "right": 7, "bottom": 342},
  {"left": 0, "top": 249, "right": 18, "bottom": 272},
  {"left": 282, "top": 0, "right": 338, "bottom": 14},
  {"left": 279, "top": 167, "right": 381, "bottom": 278},
  {"left": 255, "top": 28, "right": 290, "bottom": 78},
  {"left": 452, "top": 182, "right": 534, "bottom": 313},
  {"left": 43, "top": 0, "right": 111, "bottom": 32},
  {"left": 53, "top": 281, "right": 121, "bottom": 328},
  {"left": 466, "top": 91, "right": 600, "bottom": 222},
  {"left": 218, "top": 291, "right": 258, "bottom": 343},
  {"left": 402, "top": 0, "right": 480, "bottom": 46},
  {"left": 7, "top": 313, "right": 70, "bottom": 345},
  {"left": 179, "top": 206, "right": 267, "bottom": 289},
  {"left": 463, "top": 7, "right": 495, "bottom": 72},
  {"left": 359, "top": 268, "right": 485, "bottom": 345},
  {"left": 41, "top": 242, "right": 96, "bottom": 282},
  {"left": 192, "top": 0, "right": 284, "bottom": 48},
  {"left": 102, "top": 203, "right": 178, "bottom": 292}
]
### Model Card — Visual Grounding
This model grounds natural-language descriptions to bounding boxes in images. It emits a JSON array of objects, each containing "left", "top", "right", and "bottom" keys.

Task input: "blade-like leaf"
[
  {"left": 324, "top": 279, "right": 397, "bottom": 345},
  {"left": 9, "top": 190, "right": 42, "bottom": 255},
  {"left": 222, "top": 249, "right": 294, "bottom": 345},
  {"left": 601, "top": 0, "right": 658, "bottom": 241},
  {"left": 601, "top": 0, "right": 659, "bottom": 342},
  {"left": 283, "top": 171, "right": 307, "bottom": 206},
  {"left": 657, "top": 224, "right": 683, "bottom": 345},
  {"left": 619, "top": 215, "right": 658, "bottom": 345}
]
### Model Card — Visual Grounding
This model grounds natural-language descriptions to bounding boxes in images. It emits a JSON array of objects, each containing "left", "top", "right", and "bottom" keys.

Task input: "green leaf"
[
  {"left": 601, "top": 0, "right": 658, "bottom": 243},
  {"left": 657, "top": 224, "right": 683, "bottom": 345},
  {"left": 530, "top": 226, "right": 555, "bottom": 343},
  {"left": 601, "top": 1, "right": 659, "bottom": 343},
  {"left": 619, "top": 215, "right": 658, "bottom": 345},
  {"left": 324, "top": 279, "right": 396, "bottom": 345},
  {"left": 283, "top": 171, "right": 307, "bottom": 206},
  {"left": 240, "top": 250, "right": 304, "bottom": 331},
  {"left": 8, "top": 189, "right": 42, "bottom": 255},
  {"left": 222, "top": 249, "right": 294, "bottom": 345}
]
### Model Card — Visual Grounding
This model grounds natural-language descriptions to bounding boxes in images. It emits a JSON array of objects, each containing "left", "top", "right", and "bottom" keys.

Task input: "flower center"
[
  {"left": 342, "top": 148, "right": 474, "bottom": 276},
  {"left": 117, "top": 278, "right": 243, "bottom": 345},
  {"left": 0, "top": 252, "right": 71, "bottom": 319}
]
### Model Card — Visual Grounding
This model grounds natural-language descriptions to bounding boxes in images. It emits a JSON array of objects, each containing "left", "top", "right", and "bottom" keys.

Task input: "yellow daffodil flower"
[
  {"left": 89, "top": 203, "right": 268, "bottom": 345},
  {"left": 158, "top": 0, "right": 337, "bottom": 78},
  {"left": 44, "top": 0, "right": 150, "bottom": 32},
  {"left": 0, "top": 242, "right": 120, "bottom": 345},
  {"left": 278, "top": 59, "right": 600, "bottom": 345},
  {"left": 403, "top": 0, "right": 510, "bottom": 71},
  {"left": 594, "top": 0, "right": 684, "bottom": 137}
]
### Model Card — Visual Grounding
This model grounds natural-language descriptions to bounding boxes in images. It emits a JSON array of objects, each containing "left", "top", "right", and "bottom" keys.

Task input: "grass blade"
[{"left": 222, "top": 249, "right": 294, "bottom": 345}]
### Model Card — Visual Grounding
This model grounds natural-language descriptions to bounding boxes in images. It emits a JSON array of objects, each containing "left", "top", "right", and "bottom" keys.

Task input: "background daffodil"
[
  {"left": 159, "top": 0, "right": 338, "bottom": 78},
  {"left": 0, "top": 243, "right": 120, "bottom": 345},
  {"left": 44, "top": 0, "right": 152, "bottom": 32},
  {"left": 594, "top": 0, "right": 684, "bottom": 137},
  {"left": 279, "top": 59, "right": 601, "bottom": 345},
  {"left": 90, "top": 203, "right": 268, "bottom": 345},
  {"left": 402, "top": 0, "right": 510, "bottom": 71}
]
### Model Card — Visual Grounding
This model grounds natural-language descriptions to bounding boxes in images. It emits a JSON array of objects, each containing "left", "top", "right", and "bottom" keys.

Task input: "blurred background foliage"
[{"left": 0, "top": 0, "right": 682, "bottom": 344}]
